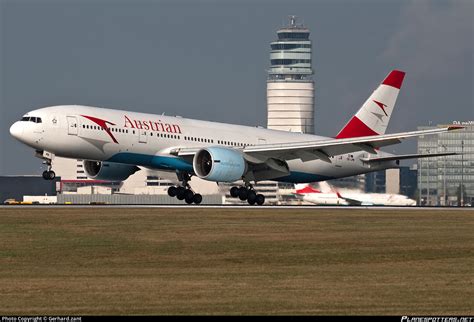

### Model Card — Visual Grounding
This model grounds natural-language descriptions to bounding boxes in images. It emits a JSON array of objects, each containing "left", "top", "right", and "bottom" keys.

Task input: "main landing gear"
[
  {"left": 168, "top": 171, "right": 202, "bottom": 205},
  {"left": 229, "top": 185, "right": 265, "bottom": 206},
  {"left": 168, "top": 185, "right": 202, "bottom": 205}
]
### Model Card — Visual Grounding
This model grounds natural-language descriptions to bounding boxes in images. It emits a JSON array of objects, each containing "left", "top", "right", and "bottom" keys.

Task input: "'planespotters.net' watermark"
[{"left": 402, "top": 317, "right": 474, "bottom": 322}]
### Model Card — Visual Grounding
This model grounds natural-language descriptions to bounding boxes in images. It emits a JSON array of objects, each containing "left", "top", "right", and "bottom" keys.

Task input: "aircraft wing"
[
  {"left": 173, "top": 126, "right": 463, "bottom": 164},
  {"left": 241, "top": 126, "right": 463, "bottom": 163}
]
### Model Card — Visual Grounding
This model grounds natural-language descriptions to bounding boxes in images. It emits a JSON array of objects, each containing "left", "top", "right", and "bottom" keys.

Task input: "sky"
[{"left": 1, "top": 0, "right": 473, "bottom": 175}]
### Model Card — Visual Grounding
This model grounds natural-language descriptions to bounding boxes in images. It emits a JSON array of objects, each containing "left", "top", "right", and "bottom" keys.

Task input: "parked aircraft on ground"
[
  {"left": 10, "top": 70, "right": 460, "bottom": 205},
  {"left": 294, "top": 182, "right": 417, "bottom": 206}
]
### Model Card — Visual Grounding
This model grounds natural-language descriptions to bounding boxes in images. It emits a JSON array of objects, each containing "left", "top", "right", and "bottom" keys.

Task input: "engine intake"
[
  {"left": 193, "top": 147, "right": 246, "bottom": 182},
  {"left": 83, "top": 160, "right": 140, "bottom": 181}
]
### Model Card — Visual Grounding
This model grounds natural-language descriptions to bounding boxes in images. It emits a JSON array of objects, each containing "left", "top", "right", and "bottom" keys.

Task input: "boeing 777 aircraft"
[{"left": 10, "top": 70, "right": 460, "bottom": 205}]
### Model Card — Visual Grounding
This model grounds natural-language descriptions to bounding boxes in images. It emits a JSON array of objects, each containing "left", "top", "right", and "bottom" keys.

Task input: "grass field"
[{"left": 0, "top": 207, "right": 472, "bottom": 315}]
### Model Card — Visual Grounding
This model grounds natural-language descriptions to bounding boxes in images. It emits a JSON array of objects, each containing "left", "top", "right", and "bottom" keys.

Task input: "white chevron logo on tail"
[{"left": 336, "top": 70, "right": 405, "bottom": 139}]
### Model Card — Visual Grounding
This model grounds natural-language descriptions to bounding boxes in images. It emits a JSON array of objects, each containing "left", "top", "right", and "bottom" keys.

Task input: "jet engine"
[
  {"left": 193, "top": 147, "right": 247, "bottom": 182},
  {"left": 83, "top": 160, "right": 140, "bottom": 181}
]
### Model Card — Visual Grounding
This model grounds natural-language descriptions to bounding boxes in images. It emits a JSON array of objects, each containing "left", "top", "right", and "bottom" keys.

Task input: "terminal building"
[{"left": 417, "top": 122, "right": 473, "bottom": 206}]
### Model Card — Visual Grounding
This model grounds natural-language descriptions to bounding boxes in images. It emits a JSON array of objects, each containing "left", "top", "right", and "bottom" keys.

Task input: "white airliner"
[
  {"left": 294, "top": 182, "right": 417, "bottom": 206},
  {"left": 10, "top": 70, "right": 460, "bottom": 205}
]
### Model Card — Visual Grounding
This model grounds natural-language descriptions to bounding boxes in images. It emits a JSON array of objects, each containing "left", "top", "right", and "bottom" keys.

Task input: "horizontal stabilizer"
[
  {"left": 361, "top": 152, "right": 458, "bottom": 163},
  {"left": 335, "top": 191, "right": 362, "bottom": 206}
]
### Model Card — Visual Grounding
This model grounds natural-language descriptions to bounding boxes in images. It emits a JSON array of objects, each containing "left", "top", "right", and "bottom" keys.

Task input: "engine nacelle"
[
  {"left": 83, "top": 160, "right": 140, "bottom": 181},
  {"left": 193, "top": 147, "right": 247, "bottom": 182}
]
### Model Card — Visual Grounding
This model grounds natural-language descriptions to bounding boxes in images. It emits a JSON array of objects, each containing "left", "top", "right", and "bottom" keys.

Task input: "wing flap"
[{"left": 361, "top": 152, "right": 458, "bottom": 163}]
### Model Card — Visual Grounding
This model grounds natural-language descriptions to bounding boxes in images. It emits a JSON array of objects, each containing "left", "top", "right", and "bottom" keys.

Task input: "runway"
[{"left": 1, "top": 204, "right": 473, "bottom": 211}]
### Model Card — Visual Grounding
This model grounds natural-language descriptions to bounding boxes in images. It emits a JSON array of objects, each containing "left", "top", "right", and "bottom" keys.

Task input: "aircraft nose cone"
[{"left": 9, "top": 122, "right": 23, "bottom": 140}]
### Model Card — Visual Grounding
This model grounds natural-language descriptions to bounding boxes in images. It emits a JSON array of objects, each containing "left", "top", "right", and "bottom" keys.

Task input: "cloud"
[{"left": 381, "top": 0, "right": 473, "bottom": 81}]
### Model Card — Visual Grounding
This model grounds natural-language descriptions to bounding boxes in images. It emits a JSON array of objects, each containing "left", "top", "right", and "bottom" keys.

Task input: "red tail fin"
[{"left": 336, "top": 70, "right": 405, "bottom": 139}]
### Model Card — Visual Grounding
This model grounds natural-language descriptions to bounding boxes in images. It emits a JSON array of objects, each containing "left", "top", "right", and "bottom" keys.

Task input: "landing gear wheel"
[
  {"left": 247, "top": 190, "right": 257, "bottom": 204},
  {"left": 176, "top": 186, "right": 186, "bottom": 200},
  {"left": 168, "top": 186, "right": 178, "bottom": 197},
  {"left": 42, "top": 170, "right": 55, "bottom": 180},
  {"left": 184, "top": 189, "right": 194, "bottom": 204},
  {"left": 230, "top": 186, "right": 240, "bottom": 198},
  {"left": 185, "top": 195, "right": 194, "bottom": 204},
  {"left": 238, "top": 187, "right": 248, "bottom": 201},
  {"left": 193, "top": 193, "right": 202, "bottom": 205},
  {"left": 256, "top": 194, "right": 265, "bottom": 206}
]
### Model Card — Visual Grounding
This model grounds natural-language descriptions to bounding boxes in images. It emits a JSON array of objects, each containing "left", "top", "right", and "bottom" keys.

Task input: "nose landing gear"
[
  {"left": 39, "top": 152, "right": 56, "bottom": 180},
  {"left": 42, "top": 169, "right": 56, "bottom": 180}
]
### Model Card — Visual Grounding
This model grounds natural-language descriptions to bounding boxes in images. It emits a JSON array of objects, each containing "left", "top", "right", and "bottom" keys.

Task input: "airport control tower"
[{"left": 267, "top": 16, "right": 314, "bottom": 134}]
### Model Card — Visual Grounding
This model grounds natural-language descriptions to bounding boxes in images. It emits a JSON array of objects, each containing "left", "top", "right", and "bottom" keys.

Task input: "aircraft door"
[
  {"left": 67, "top": 116, "right": 78, "bottom": 135},
  {"left": 139, "top": 129, "right": 147, "bottom": 143}
]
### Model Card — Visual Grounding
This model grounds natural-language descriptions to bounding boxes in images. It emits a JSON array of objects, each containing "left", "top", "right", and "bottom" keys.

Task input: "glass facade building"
[{"left": 417, "top": 123, "right": 474, "bottom": 206}]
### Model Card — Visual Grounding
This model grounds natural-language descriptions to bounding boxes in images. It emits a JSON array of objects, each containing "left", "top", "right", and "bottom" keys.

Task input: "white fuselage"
[{"left": 10, "top": 105, "right": 398, "bottom": 183}]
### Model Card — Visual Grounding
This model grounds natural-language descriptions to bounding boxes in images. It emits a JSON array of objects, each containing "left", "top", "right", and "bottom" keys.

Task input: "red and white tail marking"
[
  {"left": 336, "top": 70, "right": 405, "bottom": 139},
  {"left": 295, "top": 184, "right": 321, "bottom": 194}
]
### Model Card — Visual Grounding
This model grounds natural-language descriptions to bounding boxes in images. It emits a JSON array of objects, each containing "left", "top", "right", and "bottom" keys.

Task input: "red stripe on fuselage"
[
  {"left": 335, "top": 116, "right": 379, "bottom": 139},
  {"left": 81, "top": 115, "right": 118, "bottom": 144}
]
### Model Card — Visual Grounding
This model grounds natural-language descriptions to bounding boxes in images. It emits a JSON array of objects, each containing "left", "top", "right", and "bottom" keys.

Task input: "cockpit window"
[{"left": 20, "top": 116, "right": 42, "bottom": 123}]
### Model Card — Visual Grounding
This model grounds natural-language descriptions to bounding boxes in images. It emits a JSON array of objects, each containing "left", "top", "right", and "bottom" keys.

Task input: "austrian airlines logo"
[
  {"left": 81, "top": 115, "right": 118, "bottom": 143},
  {"left": 372, "top": 100, "right": 388, "bottom": 117}
]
